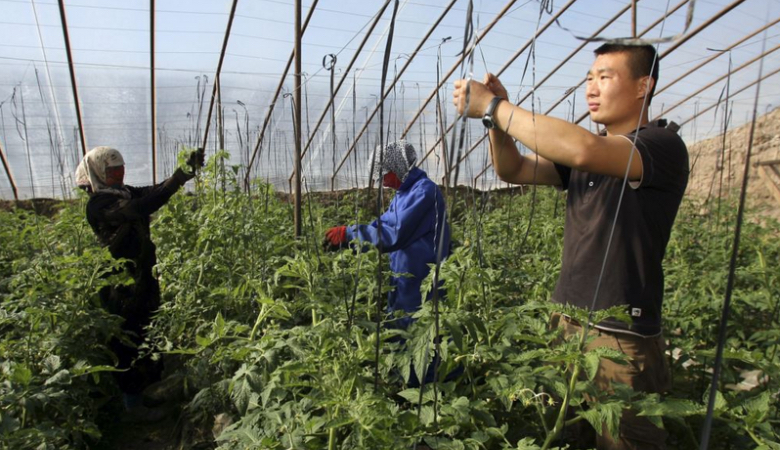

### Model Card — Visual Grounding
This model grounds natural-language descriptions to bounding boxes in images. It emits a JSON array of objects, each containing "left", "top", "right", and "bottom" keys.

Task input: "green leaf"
[
  {"left": 742, "top": 391, "right": 771, "bottom": 427},
  {"left": 195, "top": 334, "right": 213, "bottom": 347},
  {"left": 412, "top": 325, "right": 434, "bottom": 385},
  {"left": 578, "top": 401, "right": 623, "bottom": 442},
  {"left": 44, "top": 369, "right": 71, "bottom": 386},
  {"left": 702, "top": 388, "right": 728, "bottom": 413},
  {"left": 41, "top": 355, "right": 61, "bottom": 374},
  {"left": 71, "top": 363, "right": 123, "bottom": 376},
  {"left": 231, "top": 364, "right": 263, "bottom": 415},
  {"left": 214, "top": 312, "right": 226, "bottom": 337},
  {"left": 11, "top": 364, "right": 32, "bottom": 386},
  {"left": 583, "top": 352, "right": 601, "bottom": 381},
  {"left": 513, "top": 437, "right": 542, "bottom": 449},
  {"left": 636, "top": 398, "right": 703, "bottom": 419},
  {"left": 441, "top": 396, "right": 470, "bottom": 422},
  {"left": 419, "top": 405, "right": 436, "bottom": 426},
  {"left": 398, "top": 386, "right": 436, "bottom": 405},
  {"left": 447, "top": 318, "right": 463, "bottom": 351},
  {"left": 422, "top": 437, "right": 462, "bottom": 450},
  {"left": 0, "top": 412, "right": 20, "bottom": 433}
]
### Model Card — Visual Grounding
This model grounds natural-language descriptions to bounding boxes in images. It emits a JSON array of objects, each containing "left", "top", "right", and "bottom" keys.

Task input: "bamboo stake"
[
  {"left": 150, "top": 0, "right": 157, "bottom": 183},
  {"left": 293, "top": 0, "right": 302, "bottom": 237},
  {"left": 57, "top": 0, "right": 87, "bottom": 156},
  {"left": 0, "top": 140, "right": 18, "bottom": 200},
  {"left": 201, "top": 0, "right": 239, "bottom": 151},
  {"left": 244, "top": 0, "right": 320, "bottom": 186}
]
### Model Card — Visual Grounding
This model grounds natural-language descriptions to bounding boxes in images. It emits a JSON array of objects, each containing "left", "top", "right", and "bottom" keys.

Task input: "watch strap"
[
  {"left": 485, "top": 96, "right": 502, "bottom": 116},
  {"left": 482, "top": 96, "right": 503, "bottom": 129}
]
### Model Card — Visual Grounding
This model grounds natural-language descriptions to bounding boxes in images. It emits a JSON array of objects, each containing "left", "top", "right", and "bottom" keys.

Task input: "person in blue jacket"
[{"left": 324, "top": 140, "right": 450, "bottom": 329}]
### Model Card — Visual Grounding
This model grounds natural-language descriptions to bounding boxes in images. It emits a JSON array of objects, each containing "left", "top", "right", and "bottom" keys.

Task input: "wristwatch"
[{"left": 482, "top": 96, "right": 504, "bottom": 129}]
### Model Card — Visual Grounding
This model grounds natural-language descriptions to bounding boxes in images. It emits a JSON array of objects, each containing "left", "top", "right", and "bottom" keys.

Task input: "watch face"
[{"left": 482, "top": 116, "right": 495, "bottom": 129}]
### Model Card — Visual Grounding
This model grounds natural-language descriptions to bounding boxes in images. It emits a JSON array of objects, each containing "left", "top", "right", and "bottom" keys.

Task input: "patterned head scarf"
[
  {"left": 75, "top": 146, "right": 129, "bottom": 197},
  {"left": 369, "top": 140, "right": 417, "bottom": 183}
]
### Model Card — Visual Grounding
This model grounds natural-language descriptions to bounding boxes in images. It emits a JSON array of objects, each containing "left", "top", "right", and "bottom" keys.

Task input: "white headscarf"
[{"left": 75, "top": 146, "right": 130, "bottom": 197}]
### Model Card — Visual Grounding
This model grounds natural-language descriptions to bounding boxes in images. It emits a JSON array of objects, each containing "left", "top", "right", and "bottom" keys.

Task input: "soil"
[
  {"left": 94, "top": 397, "right": 217, "bottom": 450},
  {"left": 97, "top": 414, "right": 181, "bottom": 450},
  {"left": 0, "top": 197, "right": 66, "bottom": 217}
]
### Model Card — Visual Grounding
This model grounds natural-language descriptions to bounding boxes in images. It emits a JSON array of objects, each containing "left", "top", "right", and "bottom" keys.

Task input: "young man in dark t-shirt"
[{"left": 453, "top": 44, "right": 689, "bottom": 449}]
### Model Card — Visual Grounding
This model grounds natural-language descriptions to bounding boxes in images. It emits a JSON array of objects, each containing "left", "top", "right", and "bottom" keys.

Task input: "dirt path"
[{"left": 97, "top": 414, "right": 181, "bottom": 450}]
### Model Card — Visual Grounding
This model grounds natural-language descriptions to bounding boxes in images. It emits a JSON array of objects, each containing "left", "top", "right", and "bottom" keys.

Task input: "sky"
[{"left": 1, "top": 0, "right": 780, "bottom": 198}]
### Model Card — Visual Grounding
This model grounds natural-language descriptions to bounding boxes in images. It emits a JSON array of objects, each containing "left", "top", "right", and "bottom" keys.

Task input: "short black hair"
[{"left": 594, "top": 43, "right": 659, "bottom": 104}]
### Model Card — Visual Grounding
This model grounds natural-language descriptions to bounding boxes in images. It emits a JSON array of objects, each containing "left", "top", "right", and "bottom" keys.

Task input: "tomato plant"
[{"left": 1, "top": 156, "right": 777, "bottom": 449}]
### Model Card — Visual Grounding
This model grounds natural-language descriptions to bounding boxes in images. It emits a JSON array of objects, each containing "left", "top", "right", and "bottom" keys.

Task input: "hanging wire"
[
  {"left": 414, "top": 6, "right": 476, "bottom": 447},
  {"left": 515, "top": 0, "right": 545, "bottom": 253},
  {"left": 373, "top": 0, "right": 400, "bottom": 391},
  {"left": 698, "top": 24, "right": 769, "bottom": 450},
  {"left": 446, "top": 0, "right": 475, "bottom": 195},
  {"left": 553, "top": 0, "right": 698, "bottom": 45},
  {"left": 31, "top": 0, "right": 68, "bottom": 193},
  {"left": 488, "top": 0, "right": 551, "bottom": 263},
  {"left": 346, "top": 70, "right": 364, "bottom": 331},
  {"left": 715, "top": 54, "right": 733, "bottom": 232},
  {"left": 323, "top": 54, "right": 338, "bottom": 190},
  {"left": 283, "top": 88, "right": 322, "bottom": 268},
  {"left": 11, "top": 86, "right": 36, "bottom": 201},
  {"left": 433, "top": 36, "right": 451, "bottom": 189}
]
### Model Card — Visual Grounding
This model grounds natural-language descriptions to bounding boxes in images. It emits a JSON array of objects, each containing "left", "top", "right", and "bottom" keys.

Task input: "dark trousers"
[
  {"left": 551, "top": 313, "right": 672, "bottom": 450},
  {"left": 100, "top": 271, "right": 162, "bottom": 395}
]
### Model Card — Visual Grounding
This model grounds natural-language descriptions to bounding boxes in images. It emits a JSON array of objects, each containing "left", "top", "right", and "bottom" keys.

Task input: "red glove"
[{"left": 324, "top": 226, "right": 348, "bottom": 249}]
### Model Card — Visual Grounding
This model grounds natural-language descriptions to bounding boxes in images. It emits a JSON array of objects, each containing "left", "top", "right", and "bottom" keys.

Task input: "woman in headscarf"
[
  {"left": 76, "top": 145, "right": 203, "bottom": 418},
  {"left": 325, "top": 141, "right": 453, "bottom": 388},
  {"left": 324, "top": 141, "right": 451, "bottom": 329}
]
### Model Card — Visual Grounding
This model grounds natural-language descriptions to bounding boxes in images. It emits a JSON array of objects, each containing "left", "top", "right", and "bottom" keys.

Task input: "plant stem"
[
  {"left": 328, "top": 427, "right": 336, "bottom": 450},
  {"left": 328, "top": 405, "right": 339, "bottom": 450},
  {"left": 249, "top": 303, "right": 268, "bottom": 340},
  {"left": 541, "top": 362, "right": 580, "bottom": 450},
  {"left": 564, "top": 415, "right": 583, "bottom": 427}
]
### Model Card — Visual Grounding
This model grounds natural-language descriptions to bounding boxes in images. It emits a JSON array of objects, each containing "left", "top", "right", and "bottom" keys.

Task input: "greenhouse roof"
[{"left": 1, "top": 0, "right": 779, "bottom": 198}]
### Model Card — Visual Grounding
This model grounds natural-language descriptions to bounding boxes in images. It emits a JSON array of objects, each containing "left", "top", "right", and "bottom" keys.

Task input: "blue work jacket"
[{"left": 346, "top": 167, "right": 450, "bottom": 328}]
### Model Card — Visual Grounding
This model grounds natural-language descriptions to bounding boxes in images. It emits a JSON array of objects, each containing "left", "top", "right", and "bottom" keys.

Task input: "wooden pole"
[
  {"left": 201, "top": 0, "right": 239, "bottom": 151},
  {"left": 0, "top": 140, "right": 18, "bottom": 200},
  {"left": 57, "top": 0, "right": 87, "bottom": 156},
  {"left": 576, "top": 0, "right": 748, "bottom": 124},
  {"left": 294, "top": 0, "right": 302, "bottom": 237},
  {"left": 653, "top": 44, "right": 780, "bottom": 120},
  {"left": 330, "top": 0, "right": 458, "bottom": 182},
  {"left": 425, "top": 0, "right": 632, "bottom": 168},
  {"left": 244, "top": 0, "right": 320, "bottom": 187},
  {"left": 150, "top": 0, "right": 157, "bottom": 183},
  {"left": 677, "top": 66, "right": 780, "bottom": 128}
]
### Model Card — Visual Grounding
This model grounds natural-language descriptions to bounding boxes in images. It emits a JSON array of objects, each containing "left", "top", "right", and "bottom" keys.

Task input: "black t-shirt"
[{"left": 553, "top": 119, "right": 689, "bottom": 336}]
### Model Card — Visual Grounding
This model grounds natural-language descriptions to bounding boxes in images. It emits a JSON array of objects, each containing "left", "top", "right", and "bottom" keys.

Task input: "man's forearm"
[
  {"left": 454, "top": 77, "right": 640, "bottom": 182},
  {"left": 488, "top": 127, "right": 524, "bottom": 180},
  {"left": 492, "top": 99, "right": 595, "bottom": 169}
]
